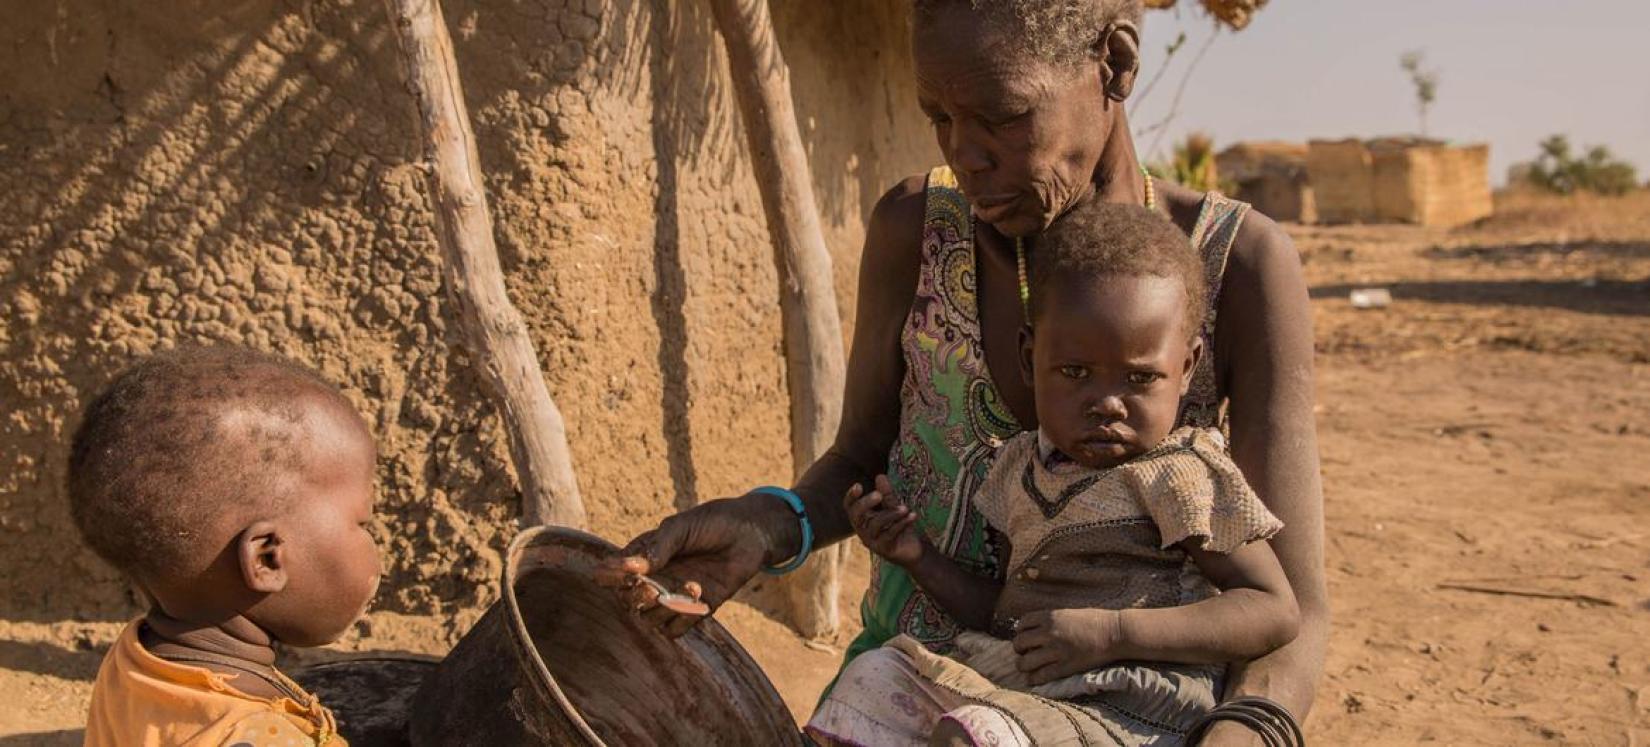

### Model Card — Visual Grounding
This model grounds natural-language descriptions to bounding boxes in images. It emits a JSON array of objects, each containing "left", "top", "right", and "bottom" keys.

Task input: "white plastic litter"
[{"left": 1349, "top": 287, "right": 1393, "bottom": 309}]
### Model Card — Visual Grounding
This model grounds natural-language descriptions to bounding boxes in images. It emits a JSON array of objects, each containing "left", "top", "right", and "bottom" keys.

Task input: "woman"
[{"left": 603, "top": 1, "right": 1326, "bottom": 743}]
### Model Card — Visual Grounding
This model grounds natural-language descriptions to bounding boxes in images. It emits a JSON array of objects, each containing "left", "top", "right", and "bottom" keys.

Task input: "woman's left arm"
[{"left": 1213, "top": 212, "right": 1330, "bottom": 731}]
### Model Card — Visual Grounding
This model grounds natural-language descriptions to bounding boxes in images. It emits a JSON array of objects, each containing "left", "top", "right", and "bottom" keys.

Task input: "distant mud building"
[
  {"left": 1219, "top": 138, "right": 1493, "bottom": 228},
  {"left": 1305, "top": 138, "right": 1493, "bottom": 227},
  {"left": 1215, "top": 142, "right": 1315, "bottom": 223}
]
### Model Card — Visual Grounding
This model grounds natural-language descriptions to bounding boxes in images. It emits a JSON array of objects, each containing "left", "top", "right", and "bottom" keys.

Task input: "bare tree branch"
[
  {"left": 708, "top": 0, "right": 848, "bottom": 638},
  {"left": 382, "top": 0, "right": 587, "bottom": 528},
  {"left": 1131, "top": 31, "right": 1187, "bottom": 110},
  {"left": 1138, "top": 23, "right": 1220, "bottom": 161}
]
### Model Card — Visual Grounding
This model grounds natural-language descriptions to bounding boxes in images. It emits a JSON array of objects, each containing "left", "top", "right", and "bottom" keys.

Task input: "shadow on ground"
[
  {"left": 1310, "top": 278, "right": 1650, "bottom": 317},
  {"left": 1423, "top": 240, "right": 1650, "bottom": 263},
  {"left": 0, "top": 730, "right": 82, "bottom": 746},
  {"left": 0, "top": 640, "right": 102, "bottom": 682}
]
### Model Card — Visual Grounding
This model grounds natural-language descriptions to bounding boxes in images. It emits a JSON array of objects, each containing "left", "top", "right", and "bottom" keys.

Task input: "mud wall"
[
  {"left": 1306, "top": 139, "right": 1375, "bottom": 224},
  {"left": 0, "top": 0, "right": 936, "bottom": 623},
  {"left": 1217, "top": 142, "right": 1315, "bottom": 224},
  {"left": 1371, "top": 144, "right": 1493, "bottom": 228}
]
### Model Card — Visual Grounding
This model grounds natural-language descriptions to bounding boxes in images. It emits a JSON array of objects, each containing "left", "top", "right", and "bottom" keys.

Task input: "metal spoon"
[{"left": 634, "top": 574, "right": 710, "bottom": 616}]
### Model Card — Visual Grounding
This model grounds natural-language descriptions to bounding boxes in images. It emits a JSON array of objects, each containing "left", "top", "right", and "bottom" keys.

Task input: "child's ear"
[
  {"left": 1018, "top": 324, "right": 1037, "bottom": 389},
  {"left": 236, "top": 521, "right": 290, "bottom": 595},
  {"left": 1180, "top": 335, "right": 1204, "bottom": 396}
]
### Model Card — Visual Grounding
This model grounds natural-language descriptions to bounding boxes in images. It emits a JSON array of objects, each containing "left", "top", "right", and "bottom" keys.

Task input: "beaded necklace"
[{"left": 1016, "top": 165, "right": 1156, "bottom": 323}]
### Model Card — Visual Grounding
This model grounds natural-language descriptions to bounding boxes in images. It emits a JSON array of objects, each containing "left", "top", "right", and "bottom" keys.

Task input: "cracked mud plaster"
[{"left": 0, "top": 0, "right": 935, "bottom": 622}]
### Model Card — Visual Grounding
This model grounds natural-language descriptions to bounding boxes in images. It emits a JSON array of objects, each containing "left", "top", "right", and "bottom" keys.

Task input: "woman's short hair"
[{"left": 911, "top": 0, "right": 1145, "bottom": 66}]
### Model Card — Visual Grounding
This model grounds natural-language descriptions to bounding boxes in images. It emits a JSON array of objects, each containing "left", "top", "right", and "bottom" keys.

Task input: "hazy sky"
[{"left": 1132, "top": 1, "right": 1649, "bottom": 184}]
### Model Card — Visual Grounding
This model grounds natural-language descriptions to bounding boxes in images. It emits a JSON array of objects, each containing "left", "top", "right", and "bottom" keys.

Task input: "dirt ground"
[{"left": 3, "top": 190, "right": 1648, "bottom": 744}]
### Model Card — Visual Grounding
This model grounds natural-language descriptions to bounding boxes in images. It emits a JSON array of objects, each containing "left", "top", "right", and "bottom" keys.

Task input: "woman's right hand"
[{"left": 595, "top": 492, "right": 799, "bottom": 637}]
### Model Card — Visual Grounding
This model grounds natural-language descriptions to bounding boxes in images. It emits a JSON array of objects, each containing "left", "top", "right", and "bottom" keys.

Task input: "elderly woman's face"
[{"left": 913, "top": 10, "right": 1110, "bottom": 237}]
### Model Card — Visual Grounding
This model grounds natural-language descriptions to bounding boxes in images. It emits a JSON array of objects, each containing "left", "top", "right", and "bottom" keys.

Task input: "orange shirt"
[{"left": 84, "top": 620, "right": 346, "bottom": 747}]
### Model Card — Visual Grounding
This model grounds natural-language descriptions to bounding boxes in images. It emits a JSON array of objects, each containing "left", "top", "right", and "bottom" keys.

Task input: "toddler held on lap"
[
  {"left": 811, "top": 200, "right": 1300, "bottom": 746},
  {"left": 71, "top": 347, "right": 380, "bottom": 746}
]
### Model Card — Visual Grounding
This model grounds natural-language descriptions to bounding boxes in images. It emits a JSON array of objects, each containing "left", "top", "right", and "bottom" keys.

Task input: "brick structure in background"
[
  {"left": 1307, "top": 137, "right": 1493, "bottom": 227},
  {"left": 1216, "top": 141, "right": 1316, "bottom": 223}
]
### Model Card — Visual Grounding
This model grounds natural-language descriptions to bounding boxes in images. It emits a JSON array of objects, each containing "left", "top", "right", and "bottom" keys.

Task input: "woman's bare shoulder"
[
  {"left": 1228, "top": 204, "right": 1300, "bottom": 278},
  {"left": 1223, "top": 204, "right": 1309, "bottom": 311},
  {"left": 857, "top": 174, "right": 931, "bottom": 300},
  {"left": 1156, "top": 178, "right": 1302, "bottom": 291},
  {"left": 1215, "top": 196, "right": 1314, "bottom": 382},
  {"left": 865, "top": 174, "right": 930, "bottom": 258}
]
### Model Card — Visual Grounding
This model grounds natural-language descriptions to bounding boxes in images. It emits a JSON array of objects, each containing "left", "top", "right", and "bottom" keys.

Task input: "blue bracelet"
[{"left": 753, "top": 486, "right": 813, "bottom": 575}]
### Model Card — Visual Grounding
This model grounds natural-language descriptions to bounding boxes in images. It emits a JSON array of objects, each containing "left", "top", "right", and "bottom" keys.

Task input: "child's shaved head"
[
  {"left": 68, "top": 347, "right": 357, "bottom": 583},
  {"left": 1029, "top": 199, "right": 1208, "bottom": 337}
]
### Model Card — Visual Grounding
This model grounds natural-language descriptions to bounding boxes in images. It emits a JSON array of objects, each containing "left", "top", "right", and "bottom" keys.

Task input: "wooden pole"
[
  {"left": 383, "top": 0, "right": 587, "bottom": 528},
  {"left": 708, "top": 0, "right": 848, "bottom": 638}
]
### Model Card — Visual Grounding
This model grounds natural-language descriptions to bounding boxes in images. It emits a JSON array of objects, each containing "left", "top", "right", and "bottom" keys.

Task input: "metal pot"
[
  {"left": 409, "top": 525, "right": 802, "bottom": 745},
  {"left": 291, "top": 656, "right": 437, "bottom": 746}
]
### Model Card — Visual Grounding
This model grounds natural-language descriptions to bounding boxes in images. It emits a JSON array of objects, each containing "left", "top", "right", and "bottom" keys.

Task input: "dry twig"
[
  {"left": 709, "top": 0, "right": 848, "bottom": 638},
  {"left": 382, "top": 0, "right": 586, "bottom": 528},
  {"left": 1436, "top": 582, "right": 1616, "bottom": 607}
]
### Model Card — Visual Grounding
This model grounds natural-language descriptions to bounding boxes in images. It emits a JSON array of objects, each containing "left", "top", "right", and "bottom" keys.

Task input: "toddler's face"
[
  {"left": 1021, "top": 273, "right": 1199, "bottom": 469},
  {"left": 248, "top": 399, "right": 382, "bottom": 647}
]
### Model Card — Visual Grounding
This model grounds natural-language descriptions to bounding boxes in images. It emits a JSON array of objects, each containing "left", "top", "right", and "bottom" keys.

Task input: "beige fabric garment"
[{"left": 975, "top": 426, "right": 1284, "bottom": 634}]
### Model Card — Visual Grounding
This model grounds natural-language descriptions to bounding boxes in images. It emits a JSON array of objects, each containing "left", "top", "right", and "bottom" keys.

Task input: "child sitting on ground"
[
  {"left": 71, "top": 347, "right": 382, "bottom": 746},
  {"left": 809, "top": 200, "right": 1301, "bottom": 746}
]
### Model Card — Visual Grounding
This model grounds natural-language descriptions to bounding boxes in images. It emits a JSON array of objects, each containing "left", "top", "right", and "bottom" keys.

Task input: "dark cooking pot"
[
  {"left": 291, "top": 656, "right": 437, "bottom": 746},
  {"left": 409, "top": 525, "right": 803, "bottom": 745}
]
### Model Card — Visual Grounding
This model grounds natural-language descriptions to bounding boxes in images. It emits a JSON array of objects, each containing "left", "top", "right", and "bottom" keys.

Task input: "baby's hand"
[
  {"left": 1012, "top": 608, "right": 1124, "bottom": 685},
  {"left": 844, "top": 475, "right": 925, "bottom": 567}
]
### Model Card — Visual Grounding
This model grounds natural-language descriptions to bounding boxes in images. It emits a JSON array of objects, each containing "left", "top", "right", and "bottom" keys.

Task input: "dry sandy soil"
[{"left": 3, "top": 190, "right": 1647, "bottom": 744}]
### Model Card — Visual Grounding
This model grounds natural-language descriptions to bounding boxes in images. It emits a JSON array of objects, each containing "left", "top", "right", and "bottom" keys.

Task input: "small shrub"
[
  {"left": 1399, "top": 51, "right": 1439, "bottom": 136},
  {"left": 1149, "top": 132, "right": 1231, "bottom": 194},
  {"left": 1527, "top": 135, "right": 1639, "bottom": 196}
]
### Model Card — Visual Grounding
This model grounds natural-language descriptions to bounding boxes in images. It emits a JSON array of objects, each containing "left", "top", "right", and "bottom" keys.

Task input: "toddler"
[
  {"left": 811, "top": 199, "right": 1300, "bottom": 746},
  {"left": 72, "top": 347, "right": 381, "bottom": 746}
]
